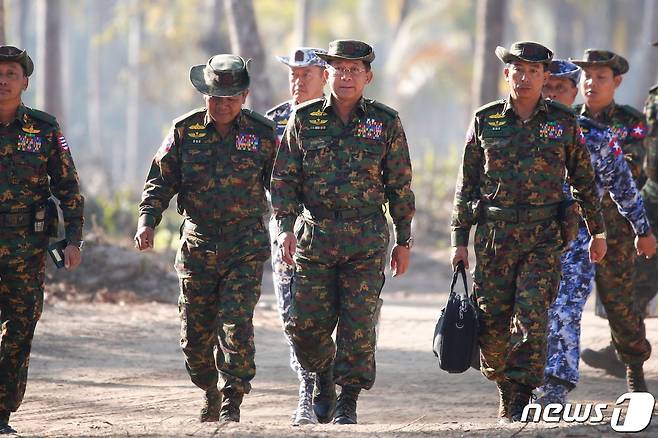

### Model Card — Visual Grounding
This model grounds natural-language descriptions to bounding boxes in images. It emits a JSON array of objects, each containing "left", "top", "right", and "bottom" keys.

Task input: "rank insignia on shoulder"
[
  {"left": 236, "top": 133, "right": 259, "bottom": 151},
  {"left": 188, "top": 131, "right": 207, "bottom": 139},
  {"left": 539, "top": 121, "right": 564, "bottom": 140},
  {"left": 310, "top": 110, "right": 327, "bottom": 117},
  {"left": 22, "top": 124, "right": 40, "bottom": 134},
  {"left": 356, "top": 118, "right": 384, "bottom": 140},
  {"left": 309, "top": 119, "right": 328, "bottom": 125},
  {"left": 609, "top": 136, "right": 623, "bottom": 157},
  {"left": 189, "top": 123, "right": 205, "bottom": 130}
]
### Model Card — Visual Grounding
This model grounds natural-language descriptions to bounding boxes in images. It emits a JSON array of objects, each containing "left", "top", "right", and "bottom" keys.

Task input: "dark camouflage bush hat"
[
  {"left": 654, "top": 41, "right": 658, "bottom": 47},
  {"left": 276, "top": 47, "right": 327, "bottom": 68},
  {"left": 570, "top": 49, "right": 629, "bottom": 75},
  {"left": 189, "top": 54, "right": 250, "bottom": 97},
  {"left": 548, "top": 59, "right": 581, "bottom": 85},
  {"left": 495, "top": 41, "right": 553, "bottom": 64},
  {"left": 0, "top": 45, "right": 34, "bottom": 76},
  {"left": 316, "top": 40, "right": 375, "bottom": 63}
]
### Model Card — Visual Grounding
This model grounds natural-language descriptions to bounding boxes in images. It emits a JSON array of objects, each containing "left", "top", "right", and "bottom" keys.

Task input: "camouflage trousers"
[
  {"left": 473, "top": 219, "right": 562, "bottom": 389},
  {"left": 0, "top": 231, "right": 47, "bottom": 412},
  {"left": 594, "top": 195, "right": 651, "bottom": 365},
  {"left": 285, "top": 212, "right": 388, "bottom": 390},
  {"left": 268, "top": 216, "right": 314, "bottom": 383},
  {"left": 545, "top": 223, "right": 592, "bottom": 387},
  {"left": 633, "top": 195, "right": 658, "bottom": 314},
  {"left": 175, "top": 220, "right": 269, "bottom": 395}
]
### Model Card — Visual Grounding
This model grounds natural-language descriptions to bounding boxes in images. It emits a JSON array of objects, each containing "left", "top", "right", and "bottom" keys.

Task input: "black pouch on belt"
[{"left": 558, "top": 199, "right": 579, "bottom": 249}]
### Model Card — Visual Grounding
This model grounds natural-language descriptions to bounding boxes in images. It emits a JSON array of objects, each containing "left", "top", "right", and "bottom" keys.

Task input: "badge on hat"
[{"left": 276, "top": 47, "right": 328, "bottom": 68}]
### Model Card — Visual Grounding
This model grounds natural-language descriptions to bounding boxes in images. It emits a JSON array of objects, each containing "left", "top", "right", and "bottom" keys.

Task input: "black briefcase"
[{"left": 432, "top": 261, "right": 479, "bottom": 373}]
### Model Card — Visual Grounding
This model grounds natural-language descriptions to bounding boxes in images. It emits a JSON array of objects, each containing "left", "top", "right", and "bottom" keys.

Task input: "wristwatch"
[
  {"left": 593, "top": 233, "right": 606, "bottom": 240},
  {"left": 398, "top": 237, "right": 414, "bottom": 249}
]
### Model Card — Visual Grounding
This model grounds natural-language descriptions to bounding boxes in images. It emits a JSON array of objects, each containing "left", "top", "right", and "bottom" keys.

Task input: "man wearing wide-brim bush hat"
[
  {"left": 494, "top": 41, "right": 553, "bottom": 65},
  {"left": 572, "top": 46, "right": 653, "bottom": 394},
  {"left": 189, "top": 54, "right": 251, "bottom": 97},
  {"left": 136, "top": 53, "right": 276, "bottom": 424},
  {"left": 315, "top": 39, "right": 376, "bottom": 63},
  {"left": 570, "top": 49, "right": 629, "bottom": 76},
  {"left": 0, "top": 45, "right": 34, "bottom": 76}
]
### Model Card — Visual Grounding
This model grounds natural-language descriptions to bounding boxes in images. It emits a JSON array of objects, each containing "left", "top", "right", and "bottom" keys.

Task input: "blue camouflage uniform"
[
  {"left": 265, "top": 48, "right": 326, "bottom": 393},
  {"left": 545, "top": 116, "right": 650, "bottom": 387}
]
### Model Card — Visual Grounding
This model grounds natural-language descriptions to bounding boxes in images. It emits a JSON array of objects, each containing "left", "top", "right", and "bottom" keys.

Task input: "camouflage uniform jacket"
[
  {"left": 451, "top": 97, "right": 605, "bottom": 246},
  {"left": 643, "top": 85, "right": 658, "bottom": 201},
  {"left": 271, "top": 96, "right": 415, "bottom": 244},
  {"left": 574, "top": 101, "right": 648, "bottom": 180},
  {"left": 265, "top": 100, "right": 293, "bottom": 144},
  {"left": 138, "top": 108, "right": 276, "bottom": 228},
  {"left": 0, "top": 104, "right": 84, "bottom": 242},
  {"left": 573, "top": 116, "right": 650, "bottom": 236}
]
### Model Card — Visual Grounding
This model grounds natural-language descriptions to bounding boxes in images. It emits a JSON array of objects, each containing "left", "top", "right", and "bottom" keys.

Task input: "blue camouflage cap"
[
  {"left": 548, "top": 59, "right": 581, "bottom": 85},
  {"left": 276, "top": 47, "right": 327, "bottom": 68}
]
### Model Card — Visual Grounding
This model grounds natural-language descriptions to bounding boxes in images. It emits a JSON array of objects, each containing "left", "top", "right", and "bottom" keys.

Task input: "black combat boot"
[
  {"left": 580, "top": 343, "right": 626, "bottom": 378},
  {"left": 626, "top": 363, "right": 648, "bottom": 392},
  {"left": 0, "top": 411, "right": 16, "bottom": 435},
  {"left": 509, "top": 383, "right": 534, "bottom": 422},
  {"left": 313, "top": 368, "right": 337, "bottom": 424},
  {"left": 496, "top": 380, "right": 513, "bottom": 424},
  {"left": 219, "top": 388, "right": 243, "bottom": 422},
  {"left": 333, "top": 385, "right": 360, "bottom": 424},
  {"left": 199, "top": 387, "right": 221, "bottom": 422}
]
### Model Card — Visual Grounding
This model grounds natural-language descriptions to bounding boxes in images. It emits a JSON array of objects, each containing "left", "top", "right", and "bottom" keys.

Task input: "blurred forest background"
[{"left": 1, "top": 0, "right": 657, "bottom": 249}]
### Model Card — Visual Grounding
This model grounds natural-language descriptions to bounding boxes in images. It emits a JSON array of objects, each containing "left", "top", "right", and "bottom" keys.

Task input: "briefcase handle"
[{"left": 450, "top": 261, "right": 469, "bottom": 297}]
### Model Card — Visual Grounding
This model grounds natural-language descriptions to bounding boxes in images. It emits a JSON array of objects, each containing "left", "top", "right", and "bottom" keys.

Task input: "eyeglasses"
[{"left": 327, "top": 66, "right": 367, "bottom": 77}]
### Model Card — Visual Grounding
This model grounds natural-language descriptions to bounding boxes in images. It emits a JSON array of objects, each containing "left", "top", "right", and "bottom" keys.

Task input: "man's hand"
[
  {"left": 63, "top": 245, "right": 81, "bottom": 270},
  {"left": 390, "top": 244, "right": 410, "bottom": 277},
  {"left": 278, "top": 231, "right": 297, "bottom": 265},
  {"left": 635, "top": 233, "right": 657, "bottom": 258},
  {"left": 589, "top": 237, "right": 607, "bottom": 263},
  {"left": 450, "top": 246, "right": 469, "bottom": 270},
  {"left": 134, "top": 226, "right": 155, "bottom": 251}
]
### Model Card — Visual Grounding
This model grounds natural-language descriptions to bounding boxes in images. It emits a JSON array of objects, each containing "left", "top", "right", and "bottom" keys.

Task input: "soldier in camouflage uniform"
[
  {"left": 537, "top": 60, "right": 656, "bottom": 406},
  {"left": 0, "top": 46, "right": 84, "bottom": 435},
  {"left": 635, "top": 40, "right": 658, "bottom": 318},
  {"left": 135, "top": 54, "right": 276, "bottom": 423},
  {"left": 571, "top": 50, "right": 653, "bottom": 392},
  {"left": 450, "top": 42, "right": 606, "bottom": 423},
  {"left": 265, "top": 47, "right": 327, "bottom": 426},
  {"left": 272, "top": 40, "right": 414, "bottom": 425}
]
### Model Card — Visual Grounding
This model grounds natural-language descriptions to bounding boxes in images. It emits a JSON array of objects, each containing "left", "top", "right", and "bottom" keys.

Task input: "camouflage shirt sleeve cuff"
[
  {"left": 277, "top": 215, "right": 295, "bottom": 234},
  {"left": 64, "top": 219, "right": 83, "bottom": 243},
  {"left": 138, "top": 213, "right": 158, "bottom": 229},
  {"left": 394, "top": 223, "right": 412, "bottom": 245},
  {"left": 584, "top": 214, "right": 606, "bottom": 237},
  {"left": 451, "top": 228, "right": 470, "bottom": 247}
]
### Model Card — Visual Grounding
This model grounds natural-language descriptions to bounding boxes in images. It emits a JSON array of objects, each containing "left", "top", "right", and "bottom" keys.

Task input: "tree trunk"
[
  {"left": 0, "top": 0, "right": 6, "bottom": 45},
  {"left": 629, "top": 0, "right": 658, "bottom": 107},
  {"left": 123, "top": 0, "right": 142, "bottom": 187},
  {"left": 295, "top": 0, "right": 310, "bottom": 46},
  {"left": 87, "top": 0, "right": 103, "bottom": 157},
  {"left": 223, "top": 0, "right": 274, "bottom": 112},
  {"left": 199, "top": 0, "right": 230, "bottom": 55},
  {"left": 17, "top": 0, "right": 32, "bottom": 48},
  {"left": 554, "top": 0, "right": 575, "bottom": 57},
  {"left": 36, "top": 0, "right": 64, "bottom": 125},
  {"left": 471, "top": 0, "right": 507, "bottom": 111}
]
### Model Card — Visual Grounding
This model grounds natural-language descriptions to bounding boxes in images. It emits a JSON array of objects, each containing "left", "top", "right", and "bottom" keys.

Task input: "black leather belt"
[
  {"left": 483, "top": 204, "right": 559, "bottom": 223},
  {"left": 183, "top": 217, "right": 262, "bottom": 236}
]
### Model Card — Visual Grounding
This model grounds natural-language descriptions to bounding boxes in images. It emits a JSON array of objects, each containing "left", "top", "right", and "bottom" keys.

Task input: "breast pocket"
[
  {"left": 535, "top": 142, "right": 566, "bottom": 178},
  {"left": 181, "top": 147, "right": 213, "bottom": 187},
  {"left": 301, "top": 136, "right": 332, "bottom": 176},
  {"left": 353, "top": 140, "right": 385, "bottom": 177},
  {"left": 481, "top": 137, "right": 513, "bottom": 178},
  {"left": 12, "top": 152, "right": 47, "bottom": 185}
]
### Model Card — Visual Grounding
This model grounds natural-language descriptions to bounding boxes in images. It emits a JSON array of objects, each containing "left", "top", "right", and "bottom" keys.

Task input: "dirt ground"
[{"left": 10, "top": 248, "right": 658, "bottom": 437}]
